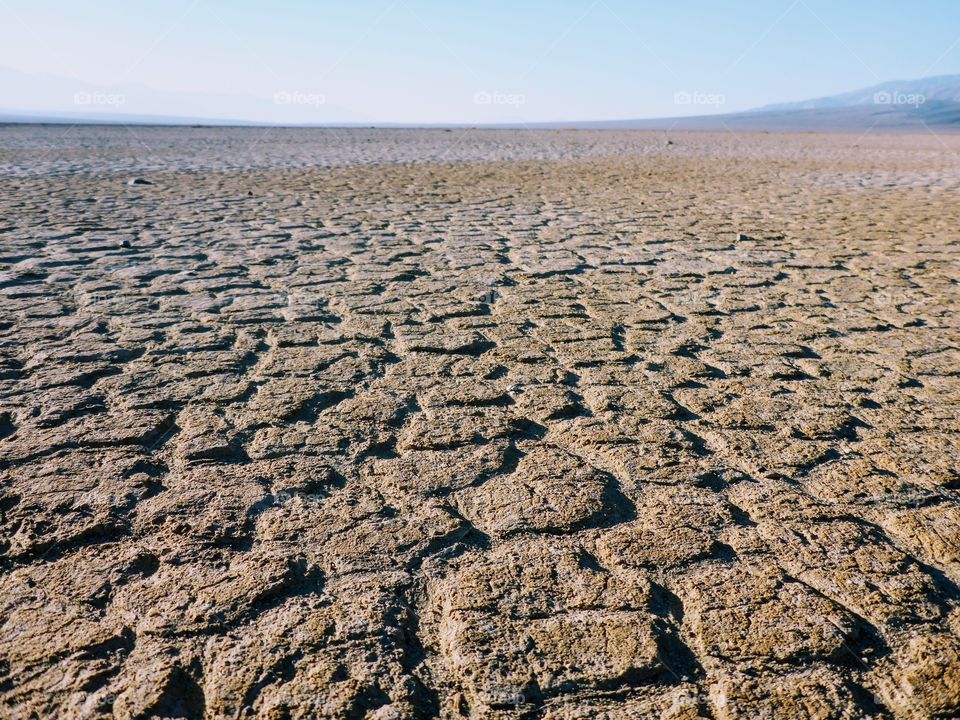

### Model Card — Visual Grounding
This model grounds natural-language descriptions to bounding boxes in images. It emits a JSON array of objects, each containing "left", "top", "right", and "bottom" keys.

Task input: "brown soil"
[{"left": 1, "top": 128, "right": 959, "bottom": 719}]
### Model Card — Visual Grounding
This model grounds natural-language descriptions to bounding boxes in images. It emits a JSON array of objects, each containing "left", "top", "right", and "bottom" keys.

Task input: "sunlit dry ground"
[{"left": 1, "top": 127, "right": 959, "bottom": 719}]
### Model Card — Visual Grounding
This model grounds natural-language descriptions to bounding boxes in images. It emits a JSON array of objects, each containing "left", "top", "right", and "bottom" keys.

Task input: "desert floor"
[{"left": 1, "top": 127, "right": 959, "bottom": 719}]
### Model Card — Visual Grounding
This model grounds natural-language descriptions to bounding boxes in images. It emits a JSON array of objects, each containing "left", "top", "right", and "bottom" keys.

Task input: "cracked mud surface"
[{"left": 1, "top": 127, "right": 959, "bottom": 719}]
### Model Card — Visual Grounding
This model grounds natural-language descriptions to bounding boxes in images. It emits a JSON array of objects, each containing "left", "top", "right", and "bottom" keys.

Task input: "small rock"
[
  {"left": 736, "top": 232, "right": 754, "bottom": 241},
  {"left": 127, "top": 178, "right": 153, "bottom": 186},
  {"left": 120, "top": 239, "right": 132, "bottom": 249},
  {"left": 666, "top": 139, "right": 674, "bottom": 145}
]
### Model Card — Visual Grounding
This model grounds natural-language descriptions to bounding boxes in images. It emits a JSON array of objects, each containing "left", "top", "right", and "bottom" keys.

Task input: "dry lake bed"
[{"left": 1, "top": 127, "right": 959, "bottom": 719}]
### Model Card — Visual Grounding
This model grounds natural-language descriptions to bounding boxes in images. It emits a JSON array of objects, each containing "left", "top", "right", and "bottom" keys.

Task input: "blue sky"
[{"left": 1, "top": 0, "right": 959, "bottom": 122}]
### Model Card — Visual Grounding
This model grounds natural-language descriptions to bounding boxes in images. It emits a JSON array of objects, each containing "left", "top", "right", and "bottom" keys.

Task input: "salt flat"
[{"left": 1, "top": 127, "right": 959, "bottom": 718}]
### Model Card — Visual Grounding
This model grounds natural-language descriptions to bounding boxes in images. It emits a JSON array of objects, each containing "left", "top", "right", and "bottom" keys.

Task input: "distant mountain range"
[
  {"left": 535, "top": 75, "right": 960, "bottom": 131},
  {"left": 2, "top": 69, "right": 959, "bottom": 131},
  {"left": 755, "top": 75, "right": 960, "bottom": 111},
  {"left": 0, "top": 66, "right": 362, "bottom": 126}
]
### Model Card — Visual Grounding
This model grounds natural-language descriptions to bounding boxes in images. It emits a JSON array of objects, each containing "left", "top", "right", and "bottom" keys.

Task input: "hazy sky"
[{"left": 2, "top": 0, "right": 959, "bottom": 122}]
